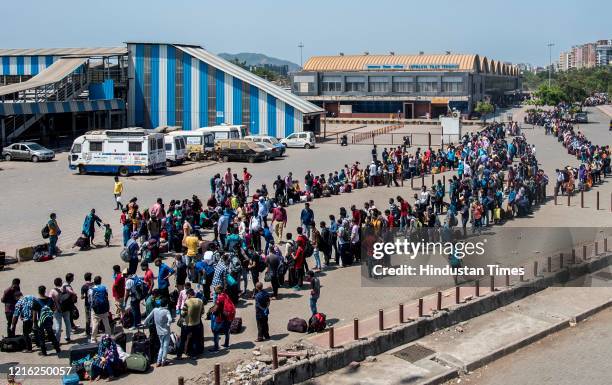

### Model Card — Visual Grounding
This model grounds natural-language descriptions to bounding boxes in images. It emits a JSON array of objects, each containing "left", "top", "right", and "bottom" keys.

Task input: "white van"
[
  {"left": 69, "top": 128, "right": 166, "bottom": 176},
  {"left": 196, "top": 124, "right": 244, "bottom": 142},
  {"left": 280, "top": 131, "right": 316, "bottom": 149},
  {"left": 168, "top": 130, "right": 215, "bottom": 161},
  {"left": 164, "top": 135, "right": 187, "bottom": 166}
]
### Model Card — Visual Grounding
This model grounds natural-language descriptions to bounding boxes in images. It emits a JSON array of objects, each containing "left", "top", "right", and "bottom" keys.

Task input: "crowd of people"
[
  {"left": 525, "top": 106, "right": 610, "bottom": 195},
  {"left": 2, "top": 119, "right": 552, "bottom": 380}
]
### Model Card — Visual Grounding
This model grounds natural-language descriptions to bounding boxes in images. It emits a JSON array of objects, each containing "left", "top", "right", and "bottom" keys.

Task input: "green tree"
[
  {"left": 534, "top": 84, "right": 568, "bottom": 105},
  {"left": 475, "top": 101, "right": 494, "bottom": 122}
]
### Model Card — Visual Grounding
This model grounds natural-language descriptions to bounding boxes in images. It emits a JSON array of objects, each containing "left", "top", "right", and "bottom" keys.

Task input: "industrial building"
[
  {"left": 0, "top": 43, "right": 323, "bottom": 147},
  {"left": 291, "top": 53, "right": 521, "bottom": 118}
]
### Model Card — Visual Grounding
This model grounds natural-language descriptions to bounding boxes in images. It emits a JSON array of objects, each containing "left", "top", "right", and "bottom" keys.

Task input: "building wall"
[
  {"left": 127, "top": 43, "right": 302, "bottom": 136},
  {"left": 0, "top": 55, "right": 58, "bottom": 76}
]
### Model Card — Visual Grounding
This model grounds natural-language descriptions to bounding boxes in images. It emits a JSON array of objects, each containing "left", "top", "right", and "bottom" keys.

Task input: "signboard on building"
[
  {"left": 339, "top": 104, "right": 352, "bottom": 114},
  {"left": 364, "top": 64, "right": 405, "bottom": 70},
  {"left": 409, "top": 64, "right": 460, "bottom": 70}
]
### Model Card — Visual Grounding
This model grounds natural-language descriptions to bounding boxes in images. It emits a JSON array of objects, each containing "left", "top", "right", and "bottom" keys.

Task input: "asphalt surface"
[{"left": 449, "top": 306, "right": 612, "bottom": 385}]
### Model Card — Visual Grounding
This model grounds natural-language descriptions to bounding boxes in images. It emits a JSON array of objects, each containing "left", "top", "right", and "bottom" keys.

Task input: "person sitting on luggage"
[{"left": 91, "top": 335, "right": 120, "bottom": 381}]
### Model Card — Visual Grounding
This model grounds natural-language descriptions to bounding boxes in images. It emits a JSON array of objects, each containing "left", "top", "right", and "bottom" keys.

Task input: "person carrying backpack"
[
  {"left": 124, "top": 273, "right": 147, "bottom": 330},
  {"left": 209, "top": 286, "right": 234, "bottom": 352},
  {"left": 49, "top": 277, "right": 74, "bottom": 343},
  {"left": 88, "top": 276, "right": 112, "bottom": 343},
  {"left": 32, "top": 285, "right": 60, "bottom": 356}
]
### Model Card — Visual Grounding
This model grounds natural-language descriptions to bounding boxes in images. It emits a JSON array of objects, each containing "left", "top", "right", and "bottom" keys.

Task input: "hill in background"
[{"left": 218, "top": 52, "right": 300, "bottom": 72}]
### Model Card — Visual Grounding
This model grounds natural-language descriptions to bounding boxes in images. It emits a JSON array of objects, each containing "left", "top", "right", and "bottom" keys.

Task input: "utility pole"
[
  {"left": 298, "top": 42, "right": 304, "bottom": 69},
  {"left": 547, "top": 42, "right": 555, "bottom": 87}
]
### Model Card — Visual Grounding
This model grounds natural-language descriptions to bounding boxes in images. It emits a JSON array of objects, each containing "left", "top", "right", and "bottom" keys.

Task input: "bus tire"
[
  {"left": 118, "top": 166, "right": 129, "bottom": 177},
  {"left": 78, "top": 165, "right": 86, "bottom": 175}
]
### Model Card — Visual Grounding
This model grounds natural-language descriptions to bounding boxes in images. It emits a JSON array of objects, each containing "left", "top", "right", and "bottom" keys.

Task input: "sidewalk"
[{"left": 300, "top": 270, "right": 612, "bottom": 385}]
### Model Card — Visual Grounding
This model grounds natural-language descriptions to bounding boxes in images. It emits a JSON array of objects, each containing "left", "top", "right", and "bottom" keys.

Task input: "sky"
[{"left": 2, "top": 0, "right": 610, "bottom": 66}]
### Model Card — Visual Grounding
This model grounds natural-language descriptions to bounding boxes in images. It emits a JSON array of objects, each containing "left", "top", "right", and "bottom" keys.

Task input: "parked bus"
[
  {"left": 69, "top": 128, "right": 166, "bottom": 176},
  {"left": 196, "top": 124, "right": 245, "bottom": 142},
  {"left": 167, "top": 130, "right": 215, "bottom": 161}
]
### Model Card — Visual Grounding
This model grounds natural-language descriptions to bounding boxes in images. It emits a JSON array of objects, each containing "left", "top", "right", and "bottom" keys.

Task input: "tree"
[
  {"left": 474, "top": 101, "right": 494, "bottom": 122},
  {"left": 534, "top": 84, "right": 568, "bottom": 106}
]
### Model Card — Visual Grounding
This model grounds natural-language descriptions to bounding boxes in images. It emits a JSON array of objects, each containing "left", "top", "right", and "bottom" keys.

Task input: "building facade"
[
  {"left": 127, "top": 43, "right": 322, "bottom": 136},
  {"left": 291, "top": 53, "right": 520, "bottom": 118},
  {"left": 596, "top": 40, "right": 612, "bottom": 67}
]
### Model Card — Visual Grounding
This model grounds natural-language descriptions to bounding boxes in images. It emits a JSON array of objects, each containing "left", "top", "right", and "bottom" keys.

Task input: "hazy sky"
[{"left": 3, "top": 0, "right": 610, "bottom": 66}]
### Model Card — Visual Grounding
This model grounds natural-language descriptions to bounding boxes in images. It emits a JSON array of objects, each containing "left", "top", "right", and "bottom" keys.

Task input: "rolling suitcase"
[
  {"left": 69, "top": 342, "right": 99, "bottom": 364},
  {"left": 113, "top": 332, "right": 127, "bottom": 351},
  {"left": 130, "top": 327, "right": 151, "bottom": 361}
]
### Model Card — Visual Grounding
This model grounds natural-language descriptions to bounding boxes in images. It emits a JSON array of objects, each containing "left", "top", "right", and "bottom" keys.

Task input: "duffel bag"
[{"left": 287, "top": 317, "right": 308, "bottom": 333}]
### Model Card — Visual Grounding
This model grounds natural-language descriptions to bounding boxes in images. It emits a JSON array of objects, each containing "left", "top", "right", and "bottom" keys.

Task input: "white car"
[
  {"left": 280, "top": 131, "right": 316, "bottom": 149},
  {"left": 243, "top": 135, "right": 286, "bottom": 156}
]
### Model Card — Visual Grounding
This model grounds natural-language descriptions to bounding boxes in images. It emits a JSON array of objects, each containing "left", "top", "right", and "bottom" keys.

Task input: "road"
[{"left": 450, "top": 306, "right": 612, "bottom": 385}]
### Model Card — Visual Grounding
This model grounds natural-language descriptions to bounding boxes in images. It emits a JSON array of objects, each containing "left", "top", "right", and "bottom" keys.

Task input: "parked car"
[
  {"left": 280, "top": 131, "right": 316, "bottom": 149},
  {"left": 244, "top": 135, "right": 286, "bottom": 156},
  {"left": 215, "top": 139, "right": 267, "bottom": 163},
  {"left": 255, "top": 142, "right": 283, "bottom": 159},
  {"left": 574, "top": 112, "right": 588, "bottom": 123},
  {"left": 2, "top": 142, "right": 55, "bottom": 162}
]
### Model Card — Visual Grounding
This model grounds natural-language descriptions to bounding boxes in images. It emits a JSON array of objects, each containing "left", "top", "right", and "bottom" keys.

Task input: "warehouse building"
[
  {"left": 0, "top": 43, "right": 323, "bottom": 146},
  {"left": 291, "top": 53, "right": 520, "bottom": 119},
  {"left": 127, "top": 43, "right": 323, "bottom": 136}
]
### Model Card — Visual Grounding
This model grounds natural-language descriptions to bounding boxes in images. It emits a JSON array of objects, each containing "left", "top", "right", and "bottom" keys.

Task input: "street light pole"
[
  {"left": 547, "top": 42, "right": 555, "bottom": 87},
  {"left": 298, "top": 42, "right": 304, "bottom": 69}
]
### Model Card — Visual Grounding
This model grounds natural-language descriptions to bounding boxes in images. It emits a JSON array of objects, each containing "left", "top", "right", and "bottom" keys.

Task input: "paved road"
[{"left": 452, "top": 306, "right": 612, "bottom": 385}]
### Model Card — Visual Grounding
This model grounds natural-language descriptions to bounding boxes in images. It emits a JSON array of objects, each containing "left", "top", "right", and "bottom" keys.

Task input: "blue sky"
[{"left": 3, "top": 0, "right": 610, "bottom": 66}]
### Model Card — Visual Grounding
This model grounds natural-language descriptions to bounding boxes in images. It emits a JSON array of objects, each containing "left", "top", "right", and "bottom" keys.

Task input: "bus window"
[
  {"left": 186, "top": 136, "right": 202, "bottom": 145},
  {"left": 165, "top": 143, "right": 172, "bottom": 151},
  {"left": 204, "top": 135, "right": 214, "bottom": 145},
  {"left": 216, "top": 132, "right": 229, "bottom": 140},
  {"left": 129, "top": 142, "right": 142, "bottom": 152},
  {"left": 71, "top": 143, "right": 82, "bottom": 153},
  {"left": 230, "top": 131, "right": 239, "bottom": 139},
  {"left": 157, "top": 137, "right": 164, "bottom": 150},
  {"left": 89, "top": 141, "right": 103, "bottom": 152}
]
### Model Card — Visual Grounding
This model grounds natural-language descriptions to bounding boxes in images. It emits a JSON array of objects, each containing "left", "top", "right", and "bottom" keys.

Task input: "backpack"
[
  {"left": 91, "top": 286, "right": 110, "bottom": 315},
  {"left": 221, "top": 297, "right": 236, "bottom": 321},
  {"left": 307, "top": 312, "right": 327, "bottom": 333},
  {"left": 35, "top": 298, "right": 54, "bottom": 328},
  {"left": 341, "top": 227, "right": 351, "bottom": 243},
  {"left": 41, "top": 224, "right": 50, "bottom": 239},
  {"left": 229, "top": 254, "right": 243, "bottom": 275},
  {"left": 130, "top": 277, "right": 148, "bottom": 301},
  {"left": 120, "top": 247, "right": 130, "bottom": 262},
  {"left": 303, "top": 241, "right": 314, "bottom": 258},
  {"left": 57, "top": 287, "right": 75, "bottom": 313}
]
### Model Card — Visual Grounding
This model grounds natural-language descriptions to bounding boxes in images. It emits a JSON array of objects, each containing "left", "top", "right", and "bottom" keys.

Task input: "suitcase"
[
  {"left": 121, "top": 308, "right": 133, "bottom": 328},
  {"left": 113, "top": 332, "right": 127, "bottom": 351},
  {"left": 61, "top": 373, "right": 81, "bottom": 385},
  {"left": 344, "top": 184, "right": 352, "bottom": 193},
  {"left": 69, "top": 342, "right": 99, "bottom": 364},
  {"left": 287, "top": 317, "right": 308, "bottom": 333},
  {"left": 229, "top": 317, "right": 243, "bottom": 334},
  {"left": 1, "top": 335, "right": 27, "bottom": 352},
  {"left": 126, "top": 352, "right": 149, "bottom": 372}
]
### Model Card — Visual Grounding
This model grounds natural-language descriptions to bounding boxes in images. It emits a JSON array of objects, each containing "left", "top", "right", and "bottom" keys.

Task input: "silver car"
[{"left": 2, "top": 142, "right": 55, "bottom": 162}]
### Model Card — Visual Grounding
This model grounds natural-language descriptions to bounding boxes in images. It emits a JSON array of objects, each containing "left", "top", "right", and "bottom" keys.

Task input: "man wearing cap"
[{"left": 126, "top": 231, "right": 140, "bottom": 275}]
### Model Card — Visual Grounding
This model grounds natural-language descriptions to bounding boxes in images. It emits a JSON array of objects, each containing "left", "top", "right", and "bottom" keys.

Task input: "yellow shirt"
[
  {"left": 114, "top": 181, "right": 123, "bottom": 195},
  {"left": 185, "top": 235, "right": 199, "bottom": 257}
]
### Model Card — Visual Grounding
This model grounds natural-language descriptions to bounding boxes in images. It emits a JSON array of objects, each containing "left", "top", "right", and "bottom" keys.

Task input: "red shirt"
[
  {"left": 243, "top": 171, "right": 252, "bottom": 182},
  {"left": 352, "top": 209, "right": 361, "bottom": 225},
  {"left": 293, "top": 246, "right": 305, "bottom": 269},
  {"left": 112, "top": 273, "right": 125, "bottom": 300},
  {"left": 387, "top": 214, "right": 395, "bottom": 228},
  {"left": 143, "top": 270, "right": 154, "bottom": 291},
  {"left": 400, "top": 201, "right": 409, "bottom": 216}
]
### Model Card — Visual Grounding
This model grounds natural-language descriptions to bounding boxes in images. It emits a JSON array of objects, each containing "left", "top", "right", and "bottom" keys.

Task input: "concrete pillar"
[{"left": 71, "top": 113, "right": 77, "bottom": 137}]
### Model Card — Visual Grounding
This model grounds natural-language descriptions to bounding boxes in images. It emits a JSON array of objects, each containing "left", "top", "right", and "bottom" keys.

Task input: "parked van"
[
  {"left": 280, "top": 131, "right": 316, "bottom": 149},
  {"left": 244, "top": 135, "right": 286, "bottom": 156},
  {"left": 215, "top": 139, "right": 267, "bottom": 163},
  {"left": 196, "top": 124, "right": 244, "bottom": 142},
  {"left": 164, "top": 135, "right": 187, "bottom": 166},
  {"left": 167, "top": 130, "right": 215, "bottom": 161},
  {"left": 69, "top": 128, "right": 166, "bottom": 176}
]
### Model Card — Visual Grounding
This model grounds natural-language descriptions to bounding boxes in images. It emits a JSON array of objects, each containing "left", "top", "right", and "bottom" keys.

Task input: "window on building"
[
  {"left": 345, "top": 76, "right": 365, "bottom": 92},
  {"left": 392, "top": 77, "right": 414, "bottom": 93},
  {"left": 369, "top": 77, "right": 389, "bottom": 92},
  {"left": 442, "top": 76, "right": 464, "bottom": 93},
  {"left": 293, "top": 75, "right": 315, "bottom": 93},
  {"left": 417, "top": 77, "right": 439, "bottom": 92},
  {"left": 89, "top": 141, "right": 103, "bottom": 152},
  {"left": 129, "top": 142, "right": 142, "bottom": 152},
  {"left": 321, "top": 76, "right": 341, "bottom": 92}
]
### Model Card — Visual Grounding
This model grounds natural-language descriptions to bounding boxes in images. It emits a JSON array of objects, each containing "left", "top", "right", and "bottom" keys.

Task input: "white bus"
[
  {"left": 69, "top": 128, "right": 166, "bottom": 176},
  {"left": 164, "top": 134, "right": 187, "bottom": 166},
  {"left": 196, "top": 124, "right": 245, "bottom": 142},
  {"left": 167, "top": 130, "right": 215, "bottom": 161}
]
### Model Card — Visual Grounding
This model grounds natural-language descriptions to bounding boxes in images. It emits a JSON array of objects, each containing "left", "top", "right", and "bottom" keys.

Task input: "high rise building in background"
[
  {"left": 557, "top": 39, "right": 610, "bottom": 71},
  {"left": 596, "top": 39, "right": 612, "bottom": 67}
]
